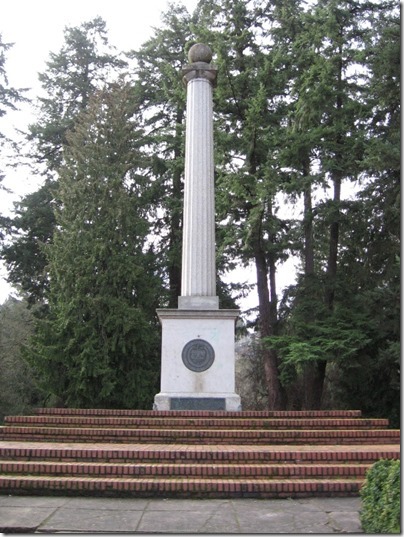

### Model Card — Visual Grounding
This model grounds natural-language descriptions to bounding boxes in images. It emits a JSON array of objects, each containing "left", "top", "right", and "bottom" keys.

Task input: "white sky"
[
  {"left": 0, "top": 0, "right": 297, "bottom": 312},
  {"left": 2, "top": 1, "right": 199, "bottom": 87}
]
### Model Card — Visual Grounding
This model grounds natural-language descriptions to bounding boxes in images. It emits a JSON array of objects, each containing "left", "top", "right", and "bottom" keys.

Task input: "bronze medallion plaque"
[{"left": 182, "top": 339, "right": 215, "bottom": 372}]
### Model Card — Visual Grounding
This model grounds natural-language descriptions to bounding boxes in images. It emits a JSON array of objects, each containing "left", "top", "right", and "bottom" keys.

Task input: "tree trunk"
[
  {"left": 303, "top": 178, "right": 314, "bottom": 276},
  {"left": 318, "top": 54, "right": 344, "bottom": 405},
  {"left": 252, "top": 204, "right": 286, "bottom": 410},
  {"left": 325, "top": 175, "right": 341, "bottom": 310},
  {"left": 304, "top": 44, "right": 344, "bottom": 409}
]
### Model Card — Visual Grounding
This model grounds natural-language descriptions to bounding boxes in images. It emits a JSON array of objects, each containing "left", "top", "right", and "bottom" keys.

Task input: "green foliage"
[
  {"left": 28, "top": 17, "right": 126, "bottom": 172},
  {"left": 128, "top": 4, "right": 193, "bottom": 306},
  {"left": 360, "top": 460, "right": 400, "bottom": 533},
  {"left": 0, "top": 298, "right": 41, "bottom": 421},
  {"left": 0, "top": 34, "right": 27, "bottom": 123},
  {"left": 265, "top": 307, "right": 371, "bottom": 384},
  {"left": 261, "top": 0, "right": 399, "bottom": 410},
  {"left": 2, "top": 181, "right": 56, "bottom": 307},
  {"left": 3, "top": 18, "right": 126, "bottom": 303},
  {"left": 25, "top": 84, "right": 163, "bottom": 409},
  {"left": 0, "top": 34, "right": 28, "bottom": 241}
]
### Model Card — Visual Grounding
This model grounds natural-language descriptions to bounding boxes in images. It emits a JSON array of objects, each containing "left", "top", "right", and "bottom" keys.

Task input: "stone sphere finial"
[{"left": 188, "top": 43, "right": 212, "bottom": 64}]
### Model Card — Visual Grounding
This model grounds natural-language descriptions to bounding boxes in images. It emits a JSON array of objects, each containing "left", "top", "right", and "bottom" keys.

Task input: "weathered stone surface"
[
  {"left": 188, "top": 43, "right": 213, "bottom": 64},
  {"left": 0, "top": 496, "right": 364, "bottom": 533},
  {"left": 0, "top": 506, "right": 58, "bottom": 533},
  {"left": 180, "top": 57, "right": 217, "bottom": 303},
  {"left": 153, "top": 309, "right": 241, "bottom": 411}
]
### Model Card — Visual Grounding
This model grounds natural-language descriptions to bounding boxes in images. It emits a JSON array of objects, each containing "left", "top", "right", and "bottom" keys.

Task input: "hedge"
[{"left": 360, "top": 459, "right": 400, "bottom": 533}]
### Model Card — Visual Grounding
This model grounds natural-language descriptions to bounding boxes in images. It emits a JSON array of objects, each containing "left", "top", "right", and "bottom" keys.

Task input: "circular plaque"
[{"left": 182, "top": 339, "right": 215, "bottom": 372}]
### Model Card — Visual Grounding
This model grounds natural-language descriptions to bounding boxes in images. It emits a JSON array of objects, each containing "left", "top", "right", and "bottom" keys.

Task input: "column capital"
[{"left": 182, "top": 62, "right": 217, "bottom": 87}]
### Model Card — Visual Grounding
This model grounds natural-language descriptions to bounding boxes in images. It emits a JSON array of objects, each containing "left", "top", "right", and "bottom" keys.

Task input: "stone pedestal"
[{"left": 153, "top": 309, "right": 241, "bottom": 411}]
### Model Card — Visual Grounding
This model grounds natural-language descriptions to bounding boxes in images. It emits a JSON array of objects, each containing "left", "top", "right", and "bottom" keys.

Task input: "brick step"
[
  {"left": 0, "top": 408, "right": 399, "bottom": 499},
  {"left": 33, "top": 408, "right": 364, "bottom": 418},
  {"left": 0, "top": 442, "right": 399, "bottom": 464},
  {"left": 4, "top": 415, "right": 390, "bottom": 430},
  {"left": 0, "top": 460, "right": 372, "bottom": 478},
  {"left": 0, "top": 426, "right": 399, "bottom": 444},
  {"left": 0, "top": 474, "right": 364, "bottom": 498}
]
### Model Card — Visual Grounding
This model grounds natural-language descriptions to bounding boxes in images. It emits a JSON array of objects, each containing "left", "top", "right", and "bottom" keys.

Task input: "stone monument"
[{"left": 153, "top": 43, "right": 241, "bottom": 411}]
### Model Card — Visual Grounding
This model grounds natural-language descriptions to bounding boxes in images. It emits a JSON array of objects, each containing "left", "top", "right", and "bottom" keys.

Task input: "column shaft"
[{"left": 181, "top": 77, "right": 216, "bottom": 298}]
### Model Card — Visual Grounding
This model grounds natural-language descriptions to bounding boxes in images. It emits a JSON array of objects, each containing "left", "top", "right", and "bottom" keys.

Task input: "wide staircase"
[{"left": 0, "top": 408, "right": 400, "bottom": 498}]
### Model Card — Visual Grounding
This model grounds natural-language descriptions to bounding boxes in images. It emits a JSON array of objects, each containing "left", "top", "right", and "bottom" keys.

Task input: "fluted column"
[{"left": 178, "top": 44, "right": 219, "bottom": 310}]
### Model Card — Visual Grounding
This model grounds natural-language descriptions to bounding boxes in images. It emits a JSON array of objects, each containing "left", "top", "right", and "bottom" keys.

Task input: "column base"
[{"left": 178, "top": 296, "right": 219, "bottom": 310}]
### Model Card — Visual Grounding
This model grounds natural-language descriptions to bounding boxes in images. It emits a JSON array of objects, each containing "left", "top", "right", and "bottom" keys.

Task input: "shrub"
[{"left": 360, "top": 459, "right": 400, "bottom": 533}]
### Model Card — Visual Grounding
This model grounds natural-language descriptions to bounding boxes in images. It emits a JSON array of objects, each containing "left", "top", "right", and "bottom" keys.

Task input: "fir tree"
[
  {"left": 3, "top": 18, "right": 126, "bottom": 304},
  {"left": 27, "top": 83, "right": 162, "bottom": 408},
  {"left": 0, "top": 34, "right": 28, "bottom": 241}
]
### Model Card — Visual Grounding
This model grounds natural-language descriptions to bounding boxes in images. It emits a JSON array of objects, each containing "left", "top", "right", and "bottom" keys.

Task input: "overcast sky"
[{"left": 2, "top": 1, "right": 199, "bottom": 88}]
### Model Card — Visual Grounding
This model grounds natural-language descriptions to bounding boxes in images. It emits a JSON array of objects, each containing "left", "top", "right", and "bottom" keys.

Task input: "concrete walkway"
[{"left": 0, "top": 495, "right": 363, "bottom": 534}]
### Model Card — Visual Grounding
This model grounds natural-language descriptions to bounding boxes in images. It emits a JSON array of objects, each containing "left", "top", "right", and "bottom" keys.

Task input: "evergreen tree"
[
  {"left": 0, "top": 297, "right": 40, "bottom": 421},
  {"left": 2, "top": 182, "right": 56, "bottom": 307},
  {"left": 27, "top": 83, "right": 162, "bottom": 408},
  {"left": 0, "top": 34, "right": 27, "bottom": 241},
  {"left": 265, "top": 0, "right": 391, "bottom": 408},
  {"left": 2, "top": 18, "right": 126, "bottom": 304},
  {"left": 28, "top": 17, "right": 126, "bottom": 171},
  {"left": 127, "top": 4, "right": 193, "bottom": 307},
  {"left": 196, "top": 0, "right": 293, "bottom": 408},
  {"left": 326, "top": 3, "right": 400, "bottom": 424}
]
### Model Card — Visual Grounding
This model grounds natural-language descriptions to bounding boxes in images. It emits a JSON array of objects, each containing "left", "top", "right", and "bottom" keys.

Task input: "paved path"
[{"left": 0, "top": 495, "right": 363, "bottom": 533}]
